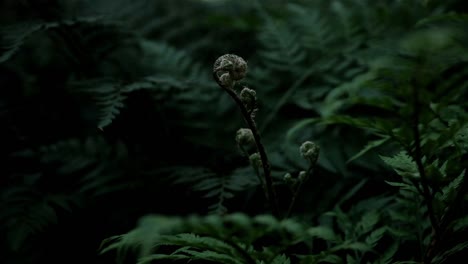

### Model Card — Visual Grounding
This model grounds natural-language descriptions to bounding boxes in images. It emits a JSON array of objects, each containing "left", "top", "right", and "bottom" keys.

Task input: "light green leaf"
[
  {"left": 348, "top": 136, "right": 391, "bottom": 163},
  {"left": 307, "top": 226, "right": 339, "bottom": 242},
  {"left": 380, "top": 151, "right": 419, "bottom": 179},
  {"left": 271, "top": 254, "right": 291, "bottom": 264}
]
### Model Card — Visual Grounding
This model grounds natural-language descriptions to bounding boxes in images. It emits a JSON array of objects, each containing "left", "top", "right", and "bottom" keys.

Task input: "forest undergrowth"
[{"left": 1, "top": 0, "right": 468, "bottom": 263}]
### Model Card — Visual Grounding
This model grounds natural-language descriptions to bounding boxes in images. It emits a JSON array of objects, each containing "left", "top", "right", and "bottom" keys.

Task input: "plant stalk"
[
  {"left": 213, "top": 72, "right": 280, "bottom": 218},
  {"left": 410, "top": 81, "right": 440, "bottom": 263}
]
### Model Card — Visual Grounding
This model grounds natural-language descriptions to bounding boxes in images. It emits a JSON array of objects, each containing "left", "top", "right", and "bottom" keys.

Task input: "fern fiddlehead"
[{"left": 213, "top": 54, "right": 280, "bottom": 218}]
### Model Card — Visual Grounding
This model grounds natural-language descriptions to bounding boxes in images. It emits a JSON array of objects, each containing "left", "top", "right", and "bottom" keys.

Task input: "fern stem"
[
  {"left": 241, "top": 146, "right": 267, "bottom": 195},
  {"left": 285, "top": 166, "right": 317, "bottom": 218},
  {"left": 410, "top": 80, "right": 440, "bottom": 263},
  {"left": 213, "top": 72, "right": 280, "bottom": 218}
]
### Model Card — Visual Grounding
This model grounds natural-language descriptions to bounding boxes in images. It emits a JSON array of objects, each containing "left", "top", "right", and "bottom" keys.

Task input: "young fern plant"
[
  {"left": 212, "top": 54, "right": 320, "bottom": 219},
  {"left": 213, "top": 54, "right": 279, "bottom": 217}
]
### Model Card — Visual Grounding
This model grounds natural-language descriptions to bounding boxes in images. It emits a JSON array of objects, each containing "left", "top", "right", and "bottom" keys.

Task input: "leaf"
[
  {"left": 331, "top": 241, "right": 372, "bottom": 252},
  {"left": 439, "top": 169, "right": 466, "bottom": 204},
  {"left": 171, "top": 166, "right": 257, "bottom": 214},
  {"left": 271, "top": 254, "right": 291, "bottom": 264},
  {"left": 347, "top": 136, "right": 391, "bottom": 163},
  {"left": 256, "top": 11, "right": 306, "bottom": 72},
  {"left": 307, "top": 226, "right": 338, "bottom": 242},
  {"left": 320, "top": 115, "right": 375, "bottom": 130},
  {"left": 357, "top": 210, "right": 380, "bottom": 234},
  {"left": 137, "top": 254, "right": 188, "bottom": 263},
  {"left": 451, "top": 216, "right": 468, "bottom": 232},
  {"left": 380, "top": 151, "right": 419, "bottom": 179},
  {"left": 384, "top": 181, "right": 417, "bottom": 192},
  {"left": 346, "top": 255, "right": 359, "bottom": 264},
  {"left": 378, "top": 242, "right": 399, "bottom": 264},
  {"left": 317, "top": 254, "right": 342, "bottom": 264},
  {"left": 0, "top": 17, "right": 107, "bottom": 63},
  {"left": 432, "top": 241, "right": 468, "bottom": 264},
  {"left": 365, "top": 227, "right": 387, "bottom": 247}
]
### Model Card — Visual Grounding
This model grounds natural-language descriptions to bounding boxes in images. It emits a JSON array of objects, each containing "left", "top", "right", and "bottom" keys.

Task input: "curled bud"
[
  {"left": 298, "top": 171, "right": 307, "bottom": 182},
  {"left": 249, "top": 152, "right": 262, "bottom": 168},
  {"left": 236, "top": 128, "right": 254, "bottom": 147},
  {"left": 300, "top": 141, "right": 320, "bottom": 164},
  {"left": 240, "top": 87, "right": 257, "bottom": 113},
  {"left": 283, "top": 172, "right": 293, "bottom": 182},
  {"left": 283, "top": 172, "right": 298, "bottom": 187},
  {"left": 219, "top": 73, "right": 234, "bottom": 87},
  {"left": 213, "top": 54, "right": 248, "bottom": 81}
]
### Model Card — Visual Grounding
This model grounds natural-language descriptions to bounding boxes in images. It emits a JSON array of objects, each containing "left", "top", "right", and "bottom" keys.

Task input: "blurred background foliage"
[{"left": 1, "top": 0, "right": 468, "bottom": 263}]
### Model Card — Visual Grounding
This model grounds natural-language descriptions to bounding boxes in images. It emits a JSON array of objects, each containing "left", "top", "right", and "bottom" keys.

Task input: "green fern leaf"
[
  {"left": 101, "top": 213, "right": 313, "bottom": 263},
  {"left": 438, "top": 169, "right": 466, "bottom": 204},
  {"left": 14, "top": 137, "right": 128, "bottom": 195},
  {"left": 270, "top": 254, "right": 291, "bottom": 264},
  {"left": 377, "top": 242, "right": 399, "bottom": 264},
  {"left": 0, "top": 188, "right": 77, "bottom": 252},
  {"left": 365, "top": 227, "right": 387, "bottom": 247},
  {"left": 432, "top": 241, "right": 468, "bottom": 264},
  {"left": 255, "top": 2, "right": 306, "bottom": 73},
  {"left": 290, "top": 5, "right": 335, "bottom": 50},
  {"left": 380, "top": 151, "right": 419, "bottom": 179},
  {"left": 171, "top": 166, "right": 257, "bottom": 214},
  {"left": 307, "top": 226, "right": 339, "bottom": 242},
  {"left": 451, "top": 216, "right": 468, "bottom": 232},
  {"left": 139, "top": 40, "right": 207, "bottom": 81},
  {"left": 137, "top": 254, "right": 187, "bottom": 263},
  {"left": 0, "top": 17, "right": 110, "bottom": 63},
  {"left": 348, "top": 136, "right": 391, "bottom": 163},
  {"left": 73, "top": 74, "right": 190, "bottom": 129},
  {"left": 355, "top": 210, "right": 381, "bottom": 237},
  {"left": 330, "top": 241, "right": 372, "bottom": 252},
  {"left": 152, "top": 233, "right": 247, "bottom": 264}
]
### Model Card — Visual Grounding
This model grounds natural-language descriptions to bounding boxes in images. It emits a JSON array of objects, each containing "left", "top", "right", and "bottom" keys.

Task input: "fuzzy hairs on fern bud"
[
  {"left": 240, "top": 87, "right": 257, "bottom": 114},
  {"left": 249, "top": 152, "right": 262, "bottom": 168},
  {"left": 300, "top": 141, "right": 320, "bottom": 165},
  {"left": 236, "top": 128, "right": 255, "bottom": 147},
  {"left": 213, "top": 54, "right": 248, "bottom": 83},
  {"left": 219, "top": 73, "right": 234, "bottom": 87},
  {"left": 298, "top": 170, "right": 308, "bottom": 182}
]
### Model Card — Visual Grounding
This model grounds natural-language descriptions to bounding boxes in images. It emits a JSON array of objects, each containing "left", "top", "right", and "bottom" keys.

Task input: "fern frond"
[
  {"left": 0, "top": 188, "right": 77, "bottom": 252},
  {"left": 451, "top": 215, "right": 468, "bottom": 232},
  {"left": 139, "top": 40, "right": 208, "bottom": 82},
  {"left": 0, "top": 21, "right": 53, "bottom": 63},
  {"left": 0, "top": 16, "right": 113, "bottom": 63},
  {"left": 255, "top": 2, "right": 306, "bottom": 73},
  {"left": 73, "top": 74, "right": 191, "bottom": 129},
  {"left": 270, "top": 254, "right": 291, "bottom": 264},
  {"left": 99, "top": 215, "right": 183, "bottom": 263},
  {"left": 100, "top": 213, "right": 312, "bottom": 263},
  {"left": 380, "top": 151, "right": 419, "bottom": 179},
  {"left": 14, "top": 137, "right": 128, "bottom": 195},
  {"left": 139, "top": 251, "right": 243, "bottom": 264},
  {"left": 306, "top": 226, "right": 338, "bottom": 243},
  {"left": 171, "top": 166, "right": 258, "bottom": 214},
  {"left": 287, "top": 3, "right": 339, "bottom": 53},
  {"left": 88, "top": 81, "right": 127, "bottom": 130},
  {"left": 432, "top": 241, "right": 468, "bottom": 264},
  {"left": 437, "top": 169, "right": 466, "bottom": 204},
  {"left": 149, "top": 233, "right": 247, "bottom": 264},
  {"left": 347, "top": 136, "right": 391, "bottom": 163}
]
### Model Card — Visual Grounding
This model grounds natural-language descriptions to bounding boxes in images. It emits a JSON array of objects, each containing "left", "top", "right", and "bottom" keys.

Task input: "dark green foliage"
[
  {"left": 169, "top": 166, "right": 259, "bottom": 214},
  {"left": 1, "top": 137, "right": 128, "bottom": 253},
  {"left": 1, "top": 0, "right": 468, "bottom": 264}
]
